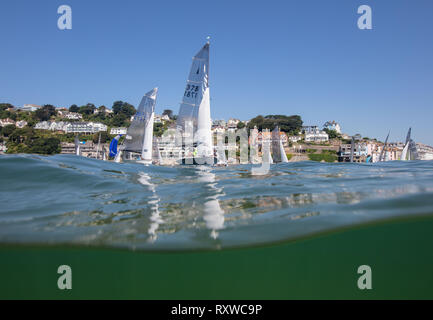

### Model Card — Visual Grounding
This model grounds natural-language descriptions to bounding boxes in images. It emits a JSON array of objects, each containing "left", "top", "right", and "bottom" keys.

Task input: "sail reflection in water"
[
  {"left": 196, "top": 166, "right": 225, "bottom": 239},
  {"left": 138, "top": 172, "right": 163, "bottom": 242}
]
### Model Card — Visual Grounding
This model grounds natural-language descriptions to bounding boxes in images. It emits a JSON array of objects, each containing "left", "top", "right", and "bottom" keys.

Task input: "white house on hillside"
[{"left": 323, "top": 121, "right": 341, "bottom": 134}]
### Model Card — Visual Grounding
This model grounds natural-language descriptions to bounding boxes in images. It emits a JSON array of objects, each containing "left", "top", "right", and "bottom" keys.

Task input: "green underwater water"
[{"left": 2, "top": 214, "right": 433, "bottom": 299}]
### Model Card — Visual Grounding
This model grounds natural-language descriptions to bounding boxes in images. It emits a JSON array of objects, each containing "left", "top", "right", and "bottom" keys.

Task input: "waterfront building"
[
  {"left": 0, "top": 118, "right": 15, "bottom": 126},
  {"left": 211, "top": 126, "right": 226, "bottom": 134},
  {"left": 302, "top": 126, "right": 320, "bottom": 134},
  {"left": 227, "top": 118, "right": 240, "bottom": 131},
  {"left": 305, "top": 131, "right": 329, "bottom": 143},
  {"left": 288, "top": 135, "right": 302, "bottom": 143},
  {"left": 110, "top": 127, "right": 127, "bottom": 135},
  {"left": 212, "top": 119, "right": 226, "bottom": 128},
  {"left": 35, "top": 121, "right": 68, "bottom": 132},
  {"left": 64, "top": 122, "right": 107, "bottom": 134},
  {"left": 417, "top": 143, "right": 433, "bottom": 160},
  {"left": 323, "top": 121, "right": 342, "bottom": 134},
  {"left": 62, "top": 112, "right": 83, "bottom": 120},
  {"left": 34, "top": 121, "right": 50, "bottom": 130},
  {"left": 18, "top": 104, "right": 42, "bottom": 112},
  {"left": 339, "top": 142, "right": 368, "bottom": 162},
  {"left": 15, "top": 120, "right": 28, "bottom": 128}
]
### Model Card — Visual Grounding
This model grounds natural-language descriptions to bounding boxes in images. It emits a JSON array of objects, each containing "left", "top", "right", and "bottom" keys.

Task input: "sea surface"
[{"left": 1, "top": 154, "right": 433, "bottom": 251}]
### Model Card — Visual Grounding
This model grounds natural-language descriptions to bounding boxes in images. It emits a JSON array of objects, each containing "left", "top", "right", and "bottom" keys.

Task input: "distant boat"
[
  {"left": 123, "top": 88, "right": 159, "bottom": 165},
  {"left": 378, "top": 131, "right": 390, "bottom": 162},
  {"left": 401, "top": 128, "right": 420, "bottom": 161},
  {"left": 176, "top": 41, "right": 215, "bottom": 165},
  {"left": 109, "top": 134, "right": 122, "bottom": 162}
]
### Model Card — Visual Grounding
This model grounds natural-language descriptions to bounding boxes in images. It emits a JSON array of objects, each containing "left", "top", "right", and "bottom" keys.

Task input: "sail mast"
[
  {"left": 379, "top": 131, "right": 390, "bottom": 162},
  {"left": 96, "top": 133, "right": 101, "bottom": 160},
  {"left": 350, "top": 137, "right": 355, "bottom": 163}
]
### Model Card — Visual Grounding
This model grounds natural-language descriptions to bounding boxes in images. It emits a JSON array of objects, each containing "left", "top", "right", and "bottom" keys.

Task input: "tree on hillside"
[
  {"left": 35, "top": 105, "right": 56, "bottom": 121},
  {"left": 0, "top": 103, "right": 14, "bottom": 111},
  {"left": 98, "top": 105, "right": 107, "bottom": 113},
  {"left": 112, "top": 101, "right": 136, "bottom": 116},
  {"left": 2, "top": 125, "right": 16, "bottom": 138},
  {"left": 28, "top": 137, "right": 61, "bottom": 155},
  {"left": 111, "top": 113, "right": 128, "bottom": 127},
  {"left": 92, "top": 131, "right": 110, "bottom": 144},
  {"left": 247, "top": 115, "right": 303, "bottom": 135},
  {"left": 69, "top": 104, "right": 79, "bottom": 113},
  {"left": 323, "top": 128, "right": 340, "bottom": 139},
  {"left": 79, "top": 103, "right": 96, "bottom": 115},
  {"left": 8, "top": 127, "right": 35, "bottom": 144},
  {"left": 237, "top": 121, "right": 246, "bottom": 129},
  {"left": 162, "top": 109, "right": 173, "bottom": 119}
]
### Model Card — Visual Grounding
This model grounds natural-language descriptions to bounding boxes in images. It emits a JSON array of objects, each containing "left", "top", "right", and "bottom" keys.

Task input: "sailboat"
[
  {"left": 152, "top": 139, "right": 162, "bottom": 165},
  {"left": 401, "top": 128, "right": 420, "bottom": 161},
  {"left": 378, "top": 131, "right": 390, "bottom": 162},
  {"left": 176, "top": 41, "right": 215, "bottom": 165},
  {"left": 123, "top": 88, "right": 159, "bottom": 165},
  {"left": 109, "top": 134, "right": 122, "bottom": 162},
  {"left": 271, "top": 126, "right": 289, "bottom": 163}
]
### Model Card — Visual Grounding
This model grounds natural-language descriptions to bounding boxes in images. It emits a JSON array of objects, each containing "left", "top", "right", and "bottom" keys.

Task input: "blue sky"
[{"left": 1, "top": 0, "right": 432, "bottom": 144}]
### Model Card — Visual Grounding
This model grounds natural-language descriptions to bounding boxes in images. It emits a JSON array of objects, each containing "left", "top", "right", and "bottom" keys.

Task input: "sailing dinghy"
[
  {"left": 176, "top": 41, "right": 216, "bottom": 165},
  {"left": 378, "top": 131, "right": 390, "bottom": 162},
  {"left": 123, "top": 88, "right": 159, "bottom": 165},
  {"left": 401, "top": 128, "right": 420, "bottom": 161}
]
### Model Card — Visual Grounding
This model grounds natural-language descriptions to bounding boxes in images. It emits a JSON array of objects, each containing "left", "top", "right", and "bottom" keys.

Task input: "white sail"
[
  {"left": 124, "top": 88, "right": 158, "bottom": 163},
  {"left": 177, "top": 42, "right": 213, "bottom": 160},
  {"left": 280, "top": 140, "right": 289, "bottom": 163},
  {"left": 152, "top": 139, "right": 162, "bottom": 164},
  {"left": 379, "top": 131, "right": 390, "bottom": 162},
  {"left": 401, "top": 127, "right": 411, "bottom": 161},
  {"left": 103, "top": 151, "right": 107, "bottom": 161},
  {"left": 74, "top": 135, "right": 81, "bottom": 156},
  {"left": 401, "top": 142, "right": 409, "bottom": 161},
  {"left": 114, "top": 150, "right": 122, "bottom": 163}
]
